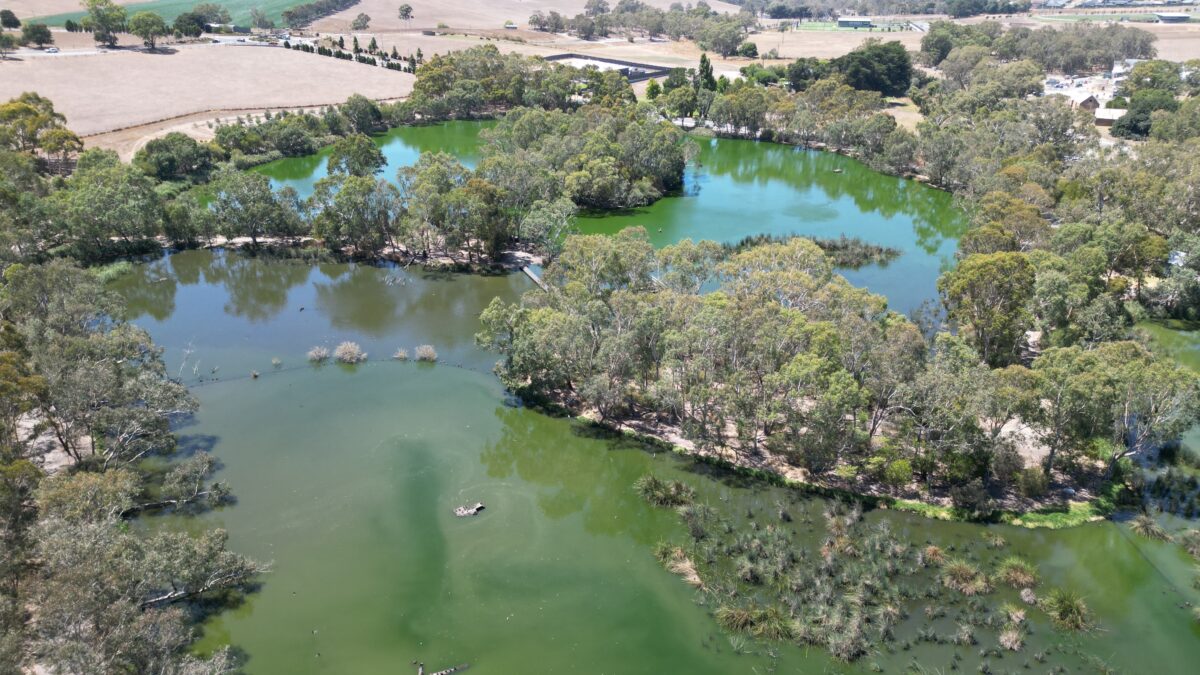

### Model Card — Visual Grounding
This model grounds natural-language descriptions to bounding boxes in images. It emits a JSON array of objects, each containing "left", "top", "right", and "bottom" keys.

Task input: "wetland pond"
[
  {"left": 256, "top": 121, "right": 966, "bottom": 315},
  {"left": 112, "top": 124, "right": 1200, "bottom": 673}
]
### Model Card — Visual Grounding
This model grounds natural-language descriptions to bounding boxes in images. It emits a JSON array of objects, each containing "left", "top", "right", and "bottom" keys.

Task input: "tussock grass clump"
[
  {"left": 1129, "top": 514, "right": 1172, "bottom": 542},
  {"left": 1001, "top": 603, "right": 1026, "bottom": 625},
  {"left": 392, "top": 348, "right": 410, "bottom": 361},
  {"left": 983, "top": 531, "right": 1007, "bottom": 548},
  {"left": 334, "top": 341, "right": 367, "bottom": 363},
  {"left": 996, "top": 556, "right": 1039, "bottom": 589},
  {"left": 307, "top": 346, "right": 330, "bottom": 363},
  {"left": 999, "top": 626, "right": 1024, "bottom": 652},
  {"left": 715, "top": 605, "right": 794, "bottom": 642},
  {"left": 1181, "top": 529, "right": 1200, "bottom": 560},
  {"left": 415, "top": 344, "right": 438, "bottom": 362},
  {"left": 1042, "top": 588, "right": 1089, "bottom": 631},
  {"left": 634, "top": 475, "right": 695, "bottom": 507},
  {"left": 653, "top": 543, "right": 705, "bottom": 589},
  {"left": 942, "top": 558, "right": 992, "bottom": 596},
  {"left": 922, "top": 544, "right": 945, "bottom": 566}
]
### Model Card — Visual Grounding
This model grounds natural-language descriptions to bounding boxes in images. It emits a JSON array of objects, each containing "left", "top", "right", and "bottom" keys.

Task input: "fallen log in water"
[{"left": 417, "top": 662, "right": 469, "bottom": 675}]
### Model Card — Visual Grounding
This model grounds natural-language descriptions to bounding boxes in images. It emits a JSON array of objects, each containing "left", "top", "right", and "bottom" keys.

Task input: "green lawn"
[{"left": 33, "top": 0, "right": 309, "bottom": 27}]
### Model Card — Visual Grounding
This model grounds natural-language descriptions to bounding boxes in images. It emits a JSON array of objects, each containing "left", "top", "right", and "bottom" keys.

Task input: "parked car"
[{"left": 46, "top": 47, "right": 59, "bottom": 53}]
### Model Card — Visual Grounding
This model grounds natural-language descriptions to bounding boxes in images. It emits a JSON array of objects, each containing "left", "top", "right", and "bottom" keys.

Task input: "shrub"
[
  {"left": 415, "top": 344, "right": 438, "bottom": 362},
  {"left": 392, "top": 348, "right": 409, "bottom": 361},
  {"left": 1017, "top": 467, "right": 1048, "bottom": 499},
  {"left": 307, "top": 346, "right": 330, "bottom": 362},
  {"left": 882, "top": 459, "right": 912, "bottom": 489},
  {"left": 334, "top": 341, "right": 367, "bottom": 363},
  {"left": 950, "top": 478, "right": 993, "bottom": 516},
  {"left": 996, "top": 556, "right": 1039, "bottom": 589}
]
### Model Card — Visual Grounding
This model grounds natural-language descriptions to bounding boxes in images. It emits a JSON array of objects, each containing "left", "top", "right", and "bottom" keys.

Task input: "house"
[
  {"left": 837, "top": 17, "right": 874, "bottom": 29},
  {"left": 1112, "top": 58, "right": 1146, "bottom": 80},
  {"left": 1058, "top": 91, "right": 1101, "bottom": 111},
  {"left": 1094, "top": 108, "right": 1126, "bottom": 126}
]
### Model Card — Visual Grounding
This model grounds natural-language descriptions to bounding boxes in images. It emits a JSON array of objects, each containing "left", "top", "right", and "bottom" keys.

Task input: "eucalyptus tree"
[
  {"left": 310, "top": 175, "right": 404, "bottom": 255},
  {"left": 210, "top": 168, "right": 306, "bottom": 246},
  {"left": 326, "top": 133, "right": 385, "bottom": 177}
]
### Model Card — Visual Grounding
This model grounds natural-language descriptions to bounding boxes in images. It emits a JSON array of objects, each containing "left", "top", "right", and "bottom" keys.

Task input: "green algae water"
[
  {"left": 255, "top": 122, "right": 966, "bottom": 315},
  {"left": 115, "top": 251, "right": 1200, "bottom": 674}
]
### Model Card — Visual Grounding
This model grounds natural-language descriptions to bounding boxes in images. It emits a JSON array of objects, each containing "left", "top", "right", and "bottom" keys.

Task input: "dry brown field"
[
  {"left": 313, "top": 0, "right": 740, "bottom": 33},
  {"left": 0, "top": 44, "right": 412, "bottom": 136}
]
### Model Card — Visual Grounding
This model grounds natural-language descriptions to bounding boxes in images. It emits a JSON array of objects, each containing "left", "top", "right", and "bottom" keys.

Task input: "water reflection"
[
  {"left": 207, "top": 254, "right": 312, "bottom": 323},
  {"left": 119, "top": 257, "right": 177, "bottom": 321},
  {"left": 113, "top": 250, "right": 529, "bottom": 377}
]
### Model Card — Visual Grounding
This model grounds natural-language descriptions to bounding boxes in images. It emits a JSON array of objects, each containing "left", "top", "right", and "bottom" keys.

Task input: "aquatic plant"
[
  {"left": 334, "top": 341, "right": 368, "bottom": 364},
  {"left": 676, "top": 503, "right": 715, "bottom": 540},
  {"left": 922, "top": 545, "right": 945, "bottom": 566},
  {"left": 1181, "top": 529, "right": 1200, "bottom": 560},
  {"left": 983, "top": 531, "right": 1007, "bottom": 549},
  {"left": 996, "top": 556, "right": 1039, "bottom": 589},
  {"left": 1129, "top": 514, "right": 1172, "bottom": 542},
  {"left": 307, "top": 346, "right": 330, "bottom": 362},
  {"left": 942, "top": 558, "right": 991, "bottom": 596},
  {"left": 415, "top": 344, "right": 438, "bottom": 362},
  {"left": 653, "top": 543, "right": 705, "bottom": 589},
  {"left": 1001, "top": 603, "right": 1026, "bottom": 625},
  {"left": 953, "top": 623, "right": 976, "bottom": 646},
  {"left": 714, "top": 605, "right": 756, "bottom": 632},
  {"left": 393, "top": 348, "right": 410, "bottom": 361},
  {"left": 633, "top": 475, "right": 695, "bottom": 507},
  {"left": 998, "top": 627, "right": 1023, "bottom": 652},
  {"left": 1042, "top": 588, "right": 1089, "bottom": 631},
  {"left": 1019, "top": 588, "right": 1037, "bottom": 605}
]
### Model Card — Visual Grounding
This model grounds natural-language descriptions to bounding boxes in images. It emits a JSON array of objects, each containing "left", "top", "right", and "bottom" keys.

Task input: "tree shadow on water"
[{"left": 174, "top": 433, "right": 220, "bottom": 458}]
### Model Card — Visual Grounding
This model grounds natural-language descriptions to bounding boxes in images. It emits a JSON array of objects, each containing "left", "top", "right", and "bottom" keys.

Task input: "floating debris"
[{"left": 453, "top": 502, "right": 485, "bottom": 517}]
